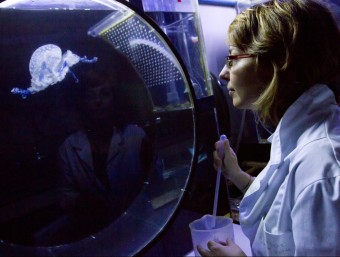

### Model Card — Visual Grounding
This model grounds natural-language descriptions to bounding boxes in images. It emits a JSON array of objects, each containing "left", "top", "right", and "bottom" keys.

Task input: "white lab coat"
[
  {"left": 59, "top": 124, "right": 146, "bottom": 210},
  {"left": 239, "top": 84, "right": 340, "bottom": 256},
  {"left": 34, "top": 125, "right": 148, "bottom": 244}
]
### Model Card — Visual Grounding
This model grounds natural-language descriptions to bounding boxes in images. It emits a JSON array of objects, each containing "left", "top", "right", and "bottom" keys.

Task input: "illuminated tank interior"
[{"left": 0, "top": 0, "right": 197, "bottom": 255}]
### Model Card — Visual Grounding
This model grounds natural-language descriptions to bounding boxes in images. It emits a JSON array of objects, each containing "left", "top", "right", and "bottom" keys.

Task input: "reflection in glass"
[
  {"left": 0, "top": 24, "right": 154, "bottom": 245},
  {"left": 35, "top": 38, "right": 153, "bottom": 245},
  {"left": 0, "top": 2, "right": 196, "bottom": 256}
]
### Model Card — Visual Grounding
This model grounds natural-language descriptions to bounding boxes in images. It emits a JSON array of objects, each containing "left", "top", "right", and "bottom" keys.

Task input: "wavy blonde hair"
[{"left": 228, "top": 0, "right": 340, "bottom": 124}]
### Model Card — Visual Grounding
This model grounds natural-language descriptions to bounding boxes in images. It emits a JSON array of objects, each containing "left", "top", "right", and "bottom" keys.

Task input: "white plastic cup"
[{"left": 189, "top": 214, "right": 234, "bottom": 256}]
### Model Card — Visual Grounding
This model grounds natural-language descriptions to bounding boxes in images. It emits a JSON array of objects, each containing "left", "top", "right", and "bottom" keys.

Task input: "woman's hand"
[
  {"left": 197, "top": 239, "right": 246, "bottom": 257},
  {"left": 213, "top": 138, "right": 242, "bottom": 180}
]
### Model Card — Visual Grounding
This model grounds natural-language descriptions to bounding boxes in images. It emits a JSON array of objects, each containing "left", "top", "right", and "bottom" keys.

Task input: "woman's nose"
[{"left": 219, "top": 65, "right": 230, "bottom": 81}]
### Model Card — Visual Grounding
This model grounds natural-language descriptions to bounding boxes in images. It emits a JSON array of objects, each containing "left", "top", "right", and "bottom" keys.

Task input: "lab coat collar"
[
  {"left": 239, "top": 84, "right": 337, "bottom": 242},
  {"left": 70, "top": 127, "right": 125, "bottom": 169},
  {"left": 268, "top": 84, "right": 337, "bottom": 163}
]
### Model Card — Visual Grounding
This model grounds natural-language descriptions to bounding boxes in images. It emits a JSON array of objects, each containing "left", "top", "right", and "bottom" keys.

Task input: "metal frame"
[{"left": 198, "top": 0, "right": 236, "bottom": 7}]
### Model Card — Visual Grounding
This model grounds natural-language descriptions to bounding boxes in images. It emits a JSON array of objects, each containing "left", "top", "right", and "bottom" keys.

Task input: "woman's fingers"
[
  {"left": 207, "top": 240, "right": 222, "bottom": 251},
  {"left": 197, "top": 245, "right": 213, "bottom": 257}
]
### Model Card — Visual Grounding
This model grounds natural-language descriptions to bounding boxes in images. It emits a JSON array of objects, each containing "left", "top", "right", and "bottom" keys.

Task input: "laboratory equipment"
[
  {"left": 0, "top": 0, "right": 198, "bottom": 256},
  {"left": 212, "top": 134, "right": 227, "bottom": 219},
  {"left": 189, "top": 214, "right": 234, "bottom": 257},
  {"left": 140, "top": 0, "right": 212, "bottom": 99}
]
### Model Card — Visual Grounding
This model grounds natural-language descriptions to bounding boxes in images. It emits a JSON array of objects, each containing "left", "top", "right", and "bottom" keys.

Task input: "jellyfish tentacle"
[
  {"left": 68, "top": 68, "right": 79, "bottom": 83},
  {"left": 80, "top": 56, "right": 98, "bottom": 63},
  {"left": 11, "top": 88, "right": 32, "bottom": 99}
]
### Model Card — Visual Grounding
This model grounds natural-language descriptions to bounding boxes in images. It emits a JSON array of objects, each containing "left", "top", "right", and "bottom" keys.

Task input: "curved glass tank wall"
[{"left": 0, "top": 0, "right": 197, "bottom": 255}]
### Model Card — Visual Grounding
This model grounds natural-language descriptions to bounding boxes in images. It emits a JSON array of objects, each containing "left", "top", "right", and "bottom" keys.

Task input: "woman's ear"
[{"left": 257, "top": 58, "right": 274, "bottom": 87}]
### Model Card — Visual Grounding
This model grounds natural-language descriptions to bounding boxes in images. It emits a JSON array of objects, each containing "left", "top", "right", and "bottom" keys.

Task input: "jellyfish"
[{"left": 11, "top": 44, "right": 98, "bottom": 99}]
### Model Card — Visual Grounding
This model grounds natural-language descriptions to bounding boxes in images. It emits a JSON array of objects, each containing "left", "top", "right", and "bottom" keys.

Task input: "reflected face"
[
  {"left": 84, "top": 82, "right": 114, "bottom": 110},
  {"left": 83, "top": 81, "right": 116, "bottom": 124},
  {"left": 219, "top": 46, "right": 270, "bottom": 110},
  {"left": 0, "top": 7, "right": 196, "bottom": 254}
]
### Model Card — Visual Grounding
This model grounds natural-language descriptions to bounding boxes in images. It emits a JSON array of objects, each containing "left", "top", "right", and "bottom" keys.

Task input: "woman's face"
[
  {"left": 83, "top": 80, "right": 116, "bottom": 125},
  {"left": 219, "top": 46, "right": 271, "bottom": 110}
]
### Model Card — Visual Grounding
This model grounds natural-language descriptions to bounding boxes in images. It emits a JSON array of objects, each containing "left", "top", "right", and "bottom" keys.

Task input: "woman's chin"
[
  {"left": 232, "top": 98, "right": 256, "bottom": 110},
  {"left": 232, "top": 100, "right": 243, "bottom": 109}
]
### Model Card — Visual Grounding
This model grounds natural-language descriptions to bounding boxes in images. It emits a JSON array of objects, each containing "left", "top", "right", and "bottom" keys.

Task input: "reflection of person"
[
  {"left": 199, "top": 0, "right": 340, "bottom": 256},
  {"left": 56, "top": 39, "right": 153, "bottom": 241}
]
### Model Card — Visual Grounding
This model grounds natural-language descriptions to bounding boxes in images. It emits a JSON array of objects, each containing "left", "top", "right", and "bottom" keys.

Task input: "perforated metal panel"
[{"left": 89, "top": 10, "right": 184, "bottom": 88}]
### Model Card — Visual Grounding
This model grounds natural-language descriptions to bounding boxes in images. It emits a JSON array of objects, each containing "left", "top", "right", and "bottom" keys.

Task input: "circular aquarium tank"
[{"left": 0, "top": 0, "right": 198, "bottom": 255}]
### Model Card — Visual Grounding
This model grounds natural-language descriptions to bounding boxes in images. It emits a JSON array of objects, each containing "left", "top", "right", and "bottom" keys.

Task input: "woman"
[{"left": 198, "top": 0, "right": 340, "bottom": 256}]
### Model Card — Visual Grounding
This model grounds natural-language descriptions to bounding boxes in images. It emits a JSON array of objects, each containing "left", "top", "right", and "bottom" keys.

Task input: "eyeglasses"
[{"left": 225, "top": 54, "right": 255, "bottom": 68}]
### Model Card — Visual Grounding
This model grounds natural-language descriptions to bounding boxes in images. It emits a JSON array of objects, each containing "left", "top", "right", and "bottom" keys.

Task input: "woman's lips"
[{"left": 228, "top": 88, "right": 235, "bottom": 96}]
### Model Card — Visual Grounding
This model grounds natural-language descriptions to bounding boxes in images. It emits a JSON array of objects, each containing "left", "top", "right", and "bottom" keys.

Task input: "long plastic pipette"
[
  {"left": 212, "top": 107, "right": 228, "bottom": 228},
  {"left": 212, "top": 134, "right": 227, "bottom": 219}
]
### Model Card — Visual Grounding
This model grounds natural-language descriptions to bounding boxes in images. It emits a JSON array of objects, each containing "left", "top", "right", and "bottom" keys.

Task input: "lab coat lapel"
[
  {"left": 239, "top": 84, "right": 337, "bottom": 243},
  {"left": 69, "top": 130, "right": 106, "bottom": 190},
  {"left": 71, "top": 130, "right": 94, "bottom": 170},
  {"left": 239, "top": 162, "right": 281, "bottom": 240},
  {"left": 106, "top": 128, "right": 124, "bottom": 165},
  {"left": 239, "top": 98, "right": 293, "bottom": 241}
]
